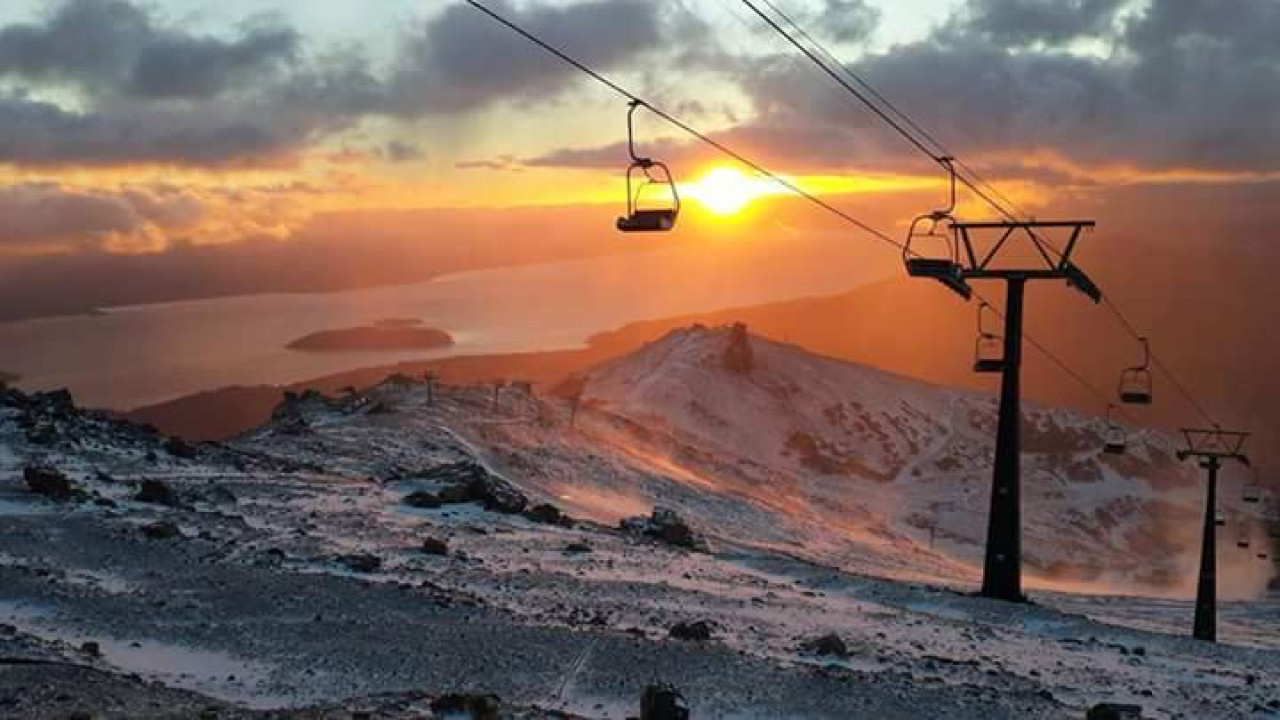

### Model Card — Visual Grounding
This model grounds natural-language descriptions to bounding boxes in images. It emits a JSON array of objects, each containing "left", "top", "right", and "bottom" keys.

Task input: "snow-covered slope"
[
  {"left": 566, "top": 324, "right": 1273, "bottom": 596},
  {"left": 224, "top": 324, "right": 1274, "bottom": 597}
]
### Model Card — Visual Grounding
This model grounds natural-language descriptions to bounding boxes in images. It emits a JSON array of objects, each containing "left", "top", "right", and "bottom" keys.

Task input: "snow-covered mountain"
[{"left": 228, "top": 324, "right": 1272, "bottom": 597}]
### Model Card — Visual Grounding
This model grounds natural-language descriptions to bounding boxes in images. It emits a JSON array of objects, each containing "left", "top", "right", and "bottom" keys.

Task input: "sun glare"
[{"left": 683, "top": 167, "right": 781, "bottom": 216}]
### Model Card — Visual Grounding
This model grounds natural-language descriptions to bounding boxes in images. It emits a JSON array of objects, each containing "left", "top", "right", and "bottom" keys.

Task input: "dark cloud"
[
  {"left": 0, "top": 0, "right": 298, "bottom": 100},
  {"left": 815, "top": 0, "right": 881, "bottom": 44},
  {"left": 954, "top": 0, "right": 1127, "bottom": 45},
  {"left": 533, "top": 0, "right": 1280, "bottom": 175},
  {"left": 382, "top": 0, "right": 695, "bottom": 117}
]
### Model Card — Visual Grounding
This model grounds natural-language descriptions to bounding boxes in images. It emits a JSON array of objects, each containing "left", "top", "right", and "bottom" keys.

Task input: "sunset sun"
[{"left": 683, "top": 166, "right": 780, "bottom": 216}]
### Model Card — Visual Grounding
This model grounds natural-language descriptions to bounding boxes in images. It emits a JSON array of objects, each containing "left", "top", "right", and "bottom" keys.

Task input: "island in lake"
[{"left": 286, "top": 326, "right": 454, "bottom": 352}]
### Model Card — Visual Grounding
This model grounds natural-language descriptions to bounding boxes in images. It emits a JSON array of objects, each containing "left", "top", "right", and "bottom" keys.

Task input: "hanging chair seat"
[
  {"left": 974, "top": 358, "right": 1005, "bottom": 374},
  {"left": 618, "top": 208, "right": 677, "bottom": 233},
  {"left": 1120, "top": 388, "right": 1152, "bottom": 405}
]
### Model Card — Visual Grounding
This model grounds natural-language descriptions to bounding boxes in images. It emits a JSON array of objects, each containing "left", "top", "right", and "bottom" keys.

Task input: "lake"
[{"left": 0, "top": 234, "right": 892, "bottom": 409}]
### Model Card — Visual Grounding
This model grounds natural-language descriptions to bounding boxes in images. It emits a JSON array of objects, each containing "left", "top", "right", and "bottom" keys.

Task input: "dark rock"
[
  {"left": 135, "top": 480, "right": 180, "bottom": 507},
  {"left": 524, "top": 503, "right": 574, "bottom": 527},
  {"left": 425, "top": 461, "right": 528, "bottom": 514},
  {"left": 165, "top": 436, "right": 199, "bottom": 459},
  {"left": 1086, "top": 703, "right": 1144, "bottom": 720},
  {"left": 669, "top": 620, "right": 713, "bottom": 642},
  {"left": 565, "top": 542, "right": 593, "bottom": 554},
  {"left": 802, "top": 633, "right": 849, "bottom": 657},
  {"left": 79, "top": 641, "right": 101, "bottom": 657},
  {"left": 420, "top": 538, "right": 449, "bottom": 556},
  {"left": 23, "top": 466, "right": 75, "bottom": 501},
  {"left": 641, "top": 683, "right": 690, "bottom": 720},
  {"left": 722, "top": 322, "right": 755, "bottom": 374},
  {"left": 430, "top": 693, "right": 501, "bottom": 720},
  {"left": 622, "top": 507, "right": 706, "bottom": 550},
  {"left": 403, "top": 491, "right": 443, "bottom": 509},
  {"left": 340, "top": 554, "right": 382, "bottom": 573},
  {"left": 141, "top": 521, "right": 181, "bottom": 540}
]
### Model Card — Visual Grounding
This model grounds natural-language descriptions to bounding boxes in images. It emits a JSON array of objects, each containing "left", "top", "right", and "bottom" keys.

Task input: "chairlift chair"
[
  {"left": 1237, "top": 526, "right": 1251, "bottom": 549},
  {"left": 1214, "top": 509, "right": 1226, "bottom": 527},
  {"left": 903, "top": 158, "right": 971, "bottom": 300},
  {"left": 973, "top": 302, "right": 1005, "bottom": 373},
  {"left": 617, "top": 101, "right": 680, "bottom": 233},
  {"left": 1103, "top": 404, "right": 1127, "bottom": 455},
  {"left": 1243, "top": 472, "right": 1262, "bottom": 504},
  {"left": 1119, "top": 337, "right": 1154, "bottom": 405}
]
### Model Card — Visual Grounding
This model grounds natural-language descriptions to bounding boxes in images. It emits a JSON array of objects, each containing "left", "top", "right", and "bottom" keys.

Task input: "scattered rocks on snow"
[
  {"left": 641, "top": 683, "right": 690, "bottom": 720},
  {"left": 621, "top": 507, "right": 707, "bottom": 550},
  {"left": 339, "top": 554, "right": 382, "bottom": 573},
  {"left": 402, "top": 491, "right": 443, "bottom": 509},
  {"left": 429, "top": 693, "right": 501, "bottom": 720},
  {"left": 140, "top": 521, "right": 181, "bottom": 540},
  {"left": 196, "top": 484, "right": 237, "bottom": 505},
  {"left": 668, "top": 620, "right": 713, "bottom": 642},
  {"left": 1086, "top": 703, "right": 1144, "bottom": 720},
  {"left": 420, "top": 538, "right": 449, "bottom": 556},
  {"left": 135, "top": 479, "right": 180, "bottom": 507},
  {"left": 23, "top": 466, "right": 77, "bottom": 502},
  {"left": 801, "top": 632, "right": 849, "bottom": 658}
]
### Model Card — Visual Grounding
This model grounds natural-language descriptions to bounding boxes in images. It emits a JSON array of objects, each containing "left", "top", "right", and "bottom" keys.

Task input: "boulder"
[
  {"left": 141, "top": 521, "right": 181, "bottom": 540},
  {"left": 668, "top": 620, "right": 713, "bottom": 642},
  {"left": 164, "top": 436, "right": 199, "bottom": 459},
  {"left": 425, "top": 461, "right": 528, "bottom": 515},
  {"left": 564, "top": 542, "right": 593, "bottom": 554},
  {"left": 1086, "top": 704, "right": 1143, "bottom": 720},
  {"left": 801, "top": 633, "right": 849, "bottom": 657},
  {"left": 340, "top": 554, "right": 382, "bottom": 573},
  {"left": 403, "top": 491, "right": 443, "bottom": 509},
  {"left": 420, "top": 538, "right": 449, "bottom": 556},
  {"left": 622, "top": 507, "right": 706, "bottom": 550},
  {"left": 641, "top": 683, "right": 690, "bottom": 720},
  {"left": 524, "top": 503, "right": 574, "bottom": 527},
  {"left": 135, "top": 480, "right": 180, "bottom": 507},
  {"left": 430, "top": 693, "right": 501, "bottom": 720},
  {"left": 23, "top": 466, "right": 75, "bottom": 501}
]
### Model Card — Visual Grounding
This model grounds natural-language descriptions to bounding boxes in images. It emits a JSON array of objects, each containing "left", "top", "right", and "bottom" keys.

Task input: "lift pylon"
[
  {"left": 1176, "top": 426, "right": 1250, "bottom": 642},
  {"left": 905, "top": 216, "right": 1102, "bottom": 603}
]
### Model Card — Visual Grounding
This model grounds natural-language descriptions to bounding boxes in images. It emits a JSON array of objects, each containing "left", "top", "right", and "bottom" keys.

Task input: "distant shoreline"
[{"left": 286, "top": 325, "right": 454, "bottom": 352}]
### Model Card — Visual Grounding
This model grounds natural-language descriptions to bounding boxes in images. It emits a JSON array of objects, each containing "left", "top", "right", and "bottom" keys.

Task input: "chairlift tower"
[
  {"left": 1176, "top": 427, "right": 1250, "bottom": 642},
  {"left": 907, "top": 215, "right": 1101, "bottom": 602}
]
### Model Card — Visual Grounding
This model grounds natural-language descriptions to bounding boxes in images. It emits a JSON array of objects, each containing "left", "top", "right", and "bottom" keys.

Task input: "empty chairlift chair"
[
  {"left": 617, "top": 101, "right": 680, "bottom": 233},
  {"left": 1243, "top": 473, "right": 1263, "bottom": 504},
  {"left": 1119, "top": 337, "right": 1154, "bottom": 405},
  {"left": 973, "top": 302, "right": 1005, "bottom": 373},
  {"left": 1103, "top": 405, "right": 1127, "bottom": 455},
  {"left": 1215, "top": 509, "right": 1226, "bottom": 527},
  {"left": 903, "top": 158, "right": 971, "bottom": 300}
]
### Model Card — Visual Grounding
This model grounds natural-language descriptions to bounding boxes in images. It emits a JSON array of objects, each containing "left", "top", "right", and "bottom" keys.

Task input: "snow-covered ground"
[{"left": 0, "top": 326, "right": 1277, "bottom": 718}]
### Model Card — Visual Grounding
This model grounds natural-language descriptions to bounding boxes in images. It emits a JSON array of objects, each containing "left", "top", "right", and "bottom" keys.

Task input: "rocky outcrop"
[
  {"left": 23, "top": 466, "right": 77, "bottom": 502},
  {"left": 668, "top": 620, "right": 713, "bottom": 642},
  {"left": 722, "top": 322, "right": 755, "bottom": 374},
  {"left": 621, "top": 507, "right": 707, "bottom": 550},
  {"left": 135, "top": 480, "right": 181, "bottom": 507},
  {"left": 801, "top": 633, "right": 849, "bottom": 657},
  {"left": 424, "top": 461, "right": 528, "bottom": 515},
  {"left": 641, "top": 683, "right": 690, "bottom": 720}
]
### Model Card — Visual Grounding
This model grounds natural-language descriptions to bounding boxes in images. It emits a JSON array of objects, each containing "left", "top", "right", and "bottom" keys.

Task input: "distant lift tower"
[
  {"left": 1177, "top": 427, "right": 1250, "bottom": 642},
  {"left": 904, "top": 170, "right": 1101, "bottom": 601}
]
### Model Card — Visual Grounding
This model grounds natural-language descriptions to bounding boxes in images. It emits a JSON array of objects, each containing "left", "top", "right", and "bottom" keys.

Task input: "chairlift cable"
[
  {"left": 746, "top": 0, "right": 1224, "bottom": 431},
  {"left": 462, "top": 0, "right": 1142, "bottom": 429}
]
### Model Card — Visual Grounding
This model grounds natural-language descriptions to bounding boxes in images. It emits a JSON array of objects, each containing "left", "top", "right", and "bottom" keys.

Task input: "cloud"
[
  {"left": 531, "top": 0, "right": 1280, "bottom": 176},
  {"left": 0, "top": 181, "right": 330, "bottom": 254},
  {"left": 0, "top": 0, "right": 298, "bottom": 100},
  {"left": 381, "top": 0, "right": 702, "bottom": 117},
  {"left": 953, "top": 0, "right": 1128, "bottom": 45}
]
